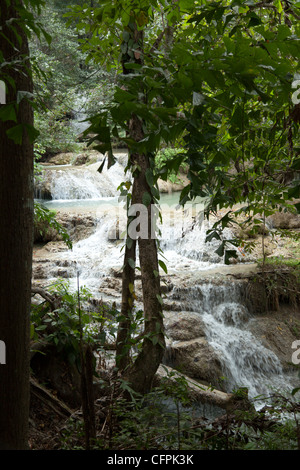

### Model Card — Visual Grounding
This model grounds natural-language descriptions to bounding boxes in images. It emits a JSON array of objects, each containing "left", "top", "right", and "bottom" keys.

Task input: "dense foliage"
[
  {"left": 64, "top": 0, "right": 300, "bottom": 261},
  {"left": 29, "top": 0, "right": 116, "bottom": 155}
]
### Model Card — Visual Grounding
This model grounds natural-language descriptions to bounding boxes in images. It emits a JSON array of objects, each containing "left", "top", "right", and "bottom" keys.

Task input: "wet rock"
[
  {"left": 100, "top": 277, "right": 122, "bottom": 293},
  {"left": 163, "top": 337, "right": 224, "bottom": 390},
  {"left": 73, "top": 153, "right": 89, "bottom": 165},
  {"left": 34, "top": 212, "right": 98, "bottom": 245},
  {"left": 32, "top": 264, "right": 49, "bottom": 280},
  {"left": 267, "top": 211, "right": 300, "bottom": 229},
  {"left": 155, "top": 365, "right": 248, "bottom": 412},
  {"left": 56, "top": 213, "right": 98, "bottom": 242},
  {"left": 248, "top": 313, "right": 300, "bottom": 371},
  {"left": 157, "top": 173, "right": 190, "bottom": 193},
  {"left": 34, "top": 172, "right": 53, "bottom": 200},
  {"left": 46, "top": 152, "right": 74, "bottom": 165},
  {"left": 107, "top": 221, "right": 121, "bottom": 241},
  {"left": 164, "top": 311, "right": 206, "bottom": 341},
  {"left": 42, "top": 241, "right": 69, "bottom": 253},
  {"left": 34, "top": 222, "right": 59, "bottom": 244},
  {"left": 72, "top": 151, "right": 101, "bottom": 166},
  {"left": 213, "top": 304, "right": 250, "bottom": 327}
]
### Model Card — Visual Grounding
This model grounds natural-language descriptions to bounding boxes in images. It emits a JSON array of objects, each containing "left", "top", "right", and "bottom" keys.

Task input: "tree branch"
[
  {"left": 31, "top": 286, "right": 60, "bottom": 311},
  {"left": 149, "top": 29, "right": 166, "bottom": 55}
]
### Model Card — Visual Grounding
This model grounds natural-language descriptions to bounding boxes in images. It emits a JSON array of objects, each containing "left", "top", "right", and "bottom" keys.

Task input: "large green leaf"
[{"left": 6, "top": 124, "right": 23, "bottom": 145}]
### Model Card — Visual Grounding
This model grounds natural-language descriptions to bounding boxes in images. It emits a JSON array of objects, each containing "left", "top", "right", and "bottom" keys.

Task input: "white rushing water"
[
  {"left": 50, "top": 161, "right": 126, "bottom": 200},
  {"left": 170, "top": 283, "right": 292, "bottom": 403},
  {"left": 48, "top": 196, "right": 237, "bottom": 294}
]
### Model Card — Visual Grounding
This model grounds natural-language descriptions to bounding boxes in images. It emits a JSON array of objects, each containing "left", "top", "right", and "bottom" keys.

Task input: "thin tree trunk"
[
  {"left": 123, "top": 115, "right": 165, "bottom": 395},
  {"left": 117, "top": 22, "right": 166, "bottom": 393},
  {"left": 0, "top": 1, "right": 34, "bottom": 450},
  {"left": 116, "top": 233, "right": 136, "bottom": 371},
  {"left": 115, "top": 33, "right": 140, "bottom": 372}
]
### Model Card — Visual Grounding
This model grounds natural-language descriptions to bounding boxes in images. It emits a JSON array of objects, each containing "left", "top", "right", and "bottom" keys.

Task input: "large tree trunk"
[{"left": 0, "top": 1, "right": 34, "bottom": 450}]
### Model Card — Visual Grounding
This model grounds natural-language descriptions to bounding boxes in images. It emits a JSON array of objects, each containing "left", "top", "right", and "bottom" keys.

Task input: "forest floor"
[{"left": 29, "top": 393, "right": 66, "bottom": 450}]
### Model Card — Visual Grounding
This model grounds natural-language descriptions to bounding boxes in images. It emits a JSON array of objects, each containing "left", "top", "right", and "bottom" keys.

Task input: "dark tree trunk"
[{"left": 0, "top": 1, "right": 34, "bottom": 450}]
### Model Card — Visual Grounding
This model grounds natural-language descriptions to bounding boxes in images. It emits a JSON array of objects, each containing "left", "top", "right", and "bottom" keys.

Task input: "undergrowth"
[{"left": 58, "top": 379, "right": 300, "bottom": 451}]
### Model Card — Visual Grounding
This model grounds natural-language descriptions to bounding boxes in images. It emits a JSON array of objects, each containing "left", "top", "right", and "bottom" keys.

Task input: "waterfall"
[
  {"left": 169, "top": 282, "right": 294, "bottom": 404},
  {"left": 70, "top": 95, "right": 91, "bottom": 136},
  {"left": 64, "top": 209, "right": 126, "bottom": 293},
  {"left": 33, "top": 154, "right": 298, "bottom": 408},
  {"left": 159, "top": 217, "right": 237, "bottom": 271},
  {"left": 36, "top": 160, "right": 127, "bottom": 200},
  {"left": 65, "top": 201, "right": 237, "bottom": 291},
  {"left": 51, "top": 168, "right": 117, "bottom": 199}
]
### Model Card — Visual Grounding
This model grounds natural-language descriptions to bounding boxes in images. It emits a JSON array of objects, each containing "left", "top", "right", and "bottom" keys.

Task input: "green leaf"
[
  {"left": 247, "top": 12, "right": 261, "bottom": 28},
  {"left": 126, "top": 237, "right": 133, "bottom": 249},
  {"left": 150, "top": 185, "right": 160, "bottom": 200},
  {"left": 114, "top": 87, "right": 136, "bottom": 102},
  {"left": 122, "top": 30, "right": 131, "bottom": 42},
  {"left": 0, "top": 104, "right": 17, "bottom": 123},
  {"left": 128, "top": 258, "right": 135, "bottom": 269},
  {"left": 142, "top": 191, "right": 152, "bottom": 207},
  {"left": 294, "top": 203, "right": 300, "bottom": 214},
  {"left": 158, "top": 259, "right": 168, "bottom": 274},
  {"left": 206, "top": 230, "right": 221, "bottom": 242},
  {"left": 24, "top": 124, "right": 39, "bottom": 143},
  {"left": 215, "top": 243, "right": 225, "bottom": 257},
  {"left": 30, "top": 323, "right": 35, "bottom": 339},
  {"left": 123, "top": 62, "right": 142, "bottom": 70},
  {"left": 128, "top": 283, "right": 134, "bottom": 294},
  {"left": 145, "top": 168, "right": 154, "bottom": 187},
  {"left": 6, "top": 124, "right": 23, "bottom": 145},
  {"left": 274, "top": 0, "right": 283, "bottom": 13},
  {"left": 17, "top": 90, "right": 34, "bottom": 104},
  {"left": 107, "top": 149, "right": 116, "bottom": 169},
  {"left": 224, "top": 249, "right": 238, "bottom": 265},
  {"left": 40, "top": 26, "right": 52, "bottom": 45},
  {"left": 277, "top": 24, "right": 292, "bottom": 40}
]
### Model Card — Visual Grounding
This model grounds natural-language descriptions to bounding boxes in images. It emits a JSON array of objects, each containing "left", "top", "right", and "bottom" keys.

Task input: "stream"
[{"left": 34, "top": 154, "right": 299, "bottom": 409}]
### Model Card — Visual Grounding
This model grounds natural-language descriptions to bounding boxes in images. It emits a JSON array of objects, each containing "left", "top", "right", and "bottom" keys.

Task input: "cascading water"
[
  {"left": 52, "top": 170, "right": 107, "bottom": 200},
  {"left": 36, "top": 160, "right": 127, "bottom": 201},
  {"left": 64, "top": 208, "right": 126, "bottom": 293},
  {"left": 158, "top": 214, "right": 236, "bottom": 272},
  {"left": 70, "top": 95, "right": 91, "bottom": 136},
  {"left": 169, "top": 282, "right": 296, "bottom": 406},
  {"left": 64, "top": 198, "right": 236, "bottom": 294},
  {"left": 184, "top": 284, "right": 286, "bottom": 398}
]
